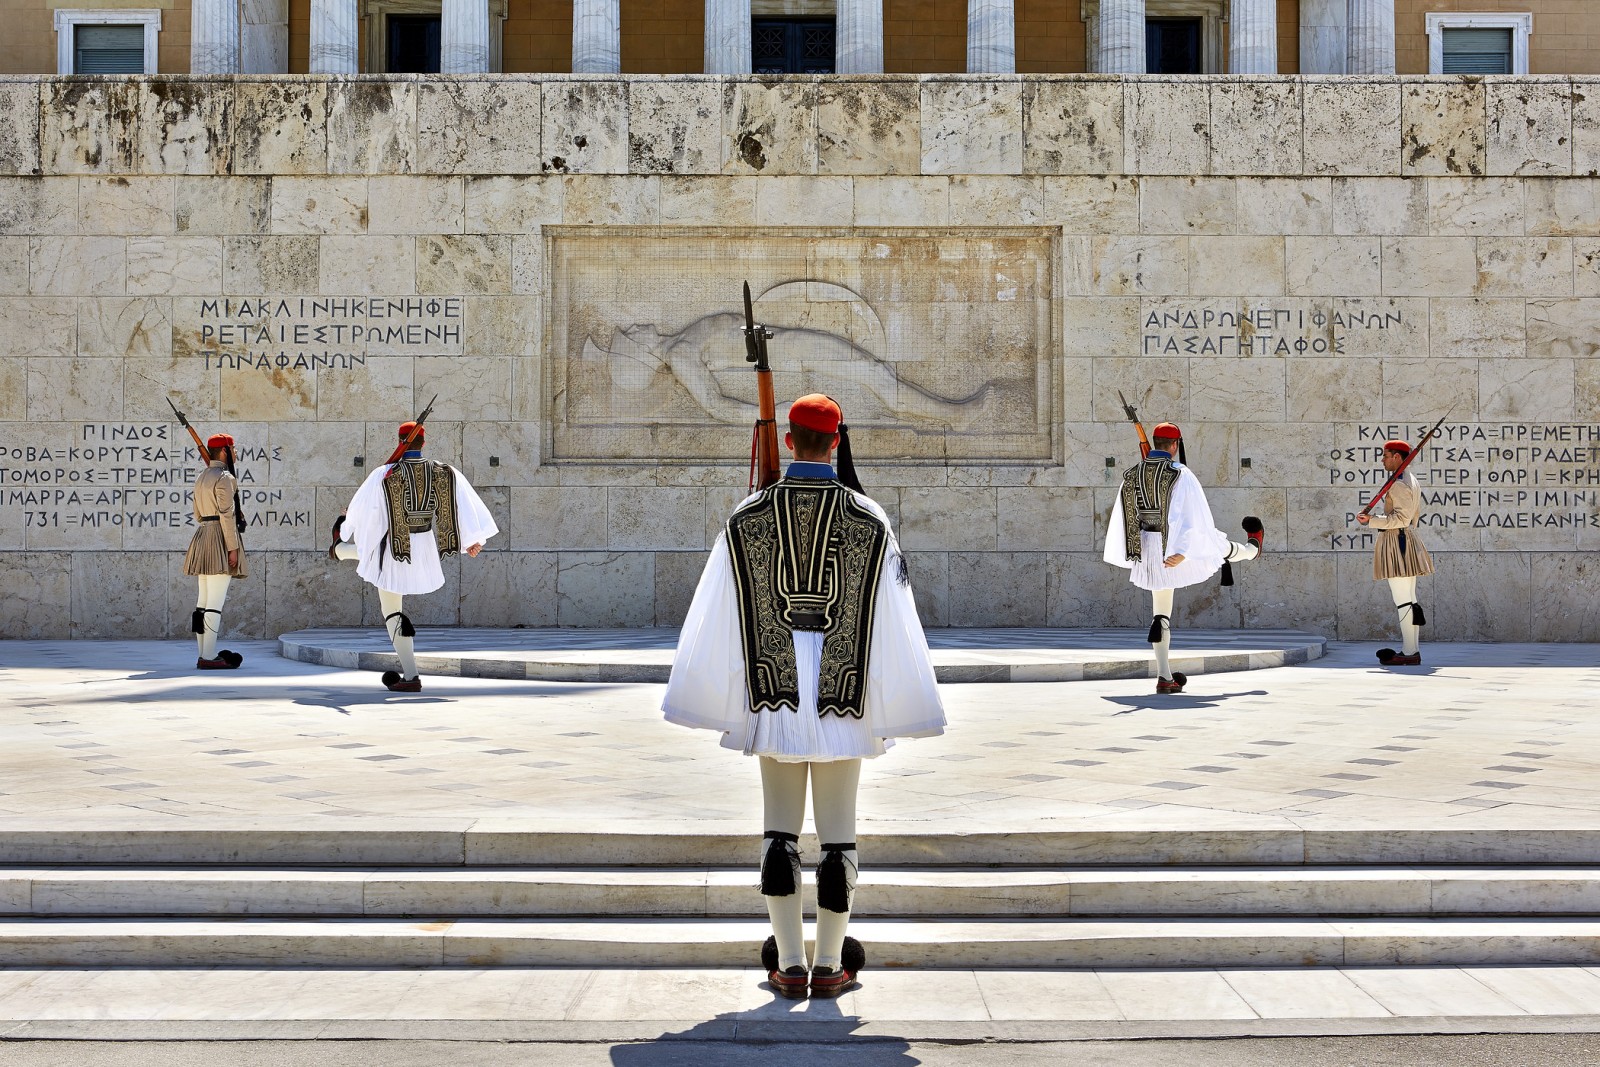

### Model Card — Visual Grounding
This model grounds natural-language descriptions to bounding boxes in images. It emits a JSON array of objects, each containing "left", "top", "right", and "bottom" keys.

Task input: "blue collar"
[
  {"left": 785, "top": 461, "right": 835, "bottom": 480},
  {"left": 1145, "top": 449, "right": 1173, "bottom": 461},
  {"left": 403, "top": 449, "right": 423, "bottom": 459}
]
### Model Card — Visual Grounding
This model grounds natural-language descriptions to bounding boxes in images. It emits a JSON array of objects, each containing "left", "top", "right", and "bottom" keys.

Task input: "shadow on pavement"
[
  {"left": 1103, "top": 689, "right": 1270, "bottom": 714},
  {"left": 610, "top": 1007, "right": 919, "bottom": 1067}
]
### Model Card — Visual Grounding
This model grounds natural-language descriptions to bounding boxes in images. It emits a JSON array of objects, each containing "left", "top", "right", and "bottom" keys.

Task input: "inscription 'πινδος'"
[
  {"left": 1325, "top": 423, "right": 1600, "bottom": 549},
  {"left": 191, "top": 296, "right": 464, "bottom": 370}
]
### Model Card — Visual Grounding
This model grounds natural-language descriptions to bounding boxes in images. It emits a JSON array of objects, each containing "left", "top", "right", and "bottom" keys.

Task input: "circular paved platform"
[{"left": 278, "top": 627, "right": 1327, "bottom": 683}]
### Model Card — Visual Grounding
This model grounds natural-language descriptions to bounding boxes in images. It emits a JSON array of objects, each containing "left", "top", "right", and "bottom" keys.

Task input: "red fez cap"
[
  {"left": 399, "top": 421, "right": 425, "bottom": 445},
  {"left": 1152, "top": 422, "right": 1181, "bottom": 440},
  {"left": 1384, "top": 439, "right": 1411, "bottom": 456},
  {"left": 788, "top": 394, "right": 842, "bottom": 435},
  {"left": 206, "top": 433, "right": 234, "bottom": 450}
]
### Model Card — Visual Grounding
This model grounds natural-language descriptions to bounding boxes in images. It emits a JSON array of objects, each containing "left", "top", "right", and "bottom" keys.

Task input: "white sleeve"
[
  {"left": 450, "top": 468, "right": 500, "bottom": 546},
  {"left": 1164, "top": 471, "right": 1228, "bottom": 567},
  {"left": 856, "top": 501, "right": 945, "bottom": 740},
  {"left": 1102, "top": 492, "right": 1134, "bottom": 568},
  {"left": 341, "top": 467, "right": 390, "bottom": 554},
  {"left": 661, "top": 535, "right": 749, "bottom": 734}
]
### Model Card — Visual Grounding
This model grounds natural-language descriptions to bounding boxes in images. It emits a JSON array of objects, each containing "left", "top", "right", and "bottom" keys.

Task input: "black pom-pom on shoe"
[
  {"left": 1243, "top": 515, "right": 1264, "bottom": 550},
  {"left": 382, "top": 670, "right": 402, "bottom": 687}
]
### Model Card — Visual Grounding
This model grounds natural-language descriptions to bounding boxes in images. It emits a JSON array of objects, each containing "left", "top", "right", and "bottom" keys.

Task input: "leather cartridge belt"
[
  {"left": 1136, "top": 508, "right": 1164, "bottom": 532},
  {"left": 788, "top": 610, "right": 828, "bottom": 632},
  {"left": 199, "top": 516, "right": 220, "bottom": 523}
]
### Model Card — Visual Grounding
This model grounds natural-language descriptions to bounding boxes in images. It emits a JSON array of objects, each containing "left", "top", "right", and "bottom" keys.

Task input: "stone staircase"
[{"left": 3, "top": 824, "right": 1599, "bottom": 969}]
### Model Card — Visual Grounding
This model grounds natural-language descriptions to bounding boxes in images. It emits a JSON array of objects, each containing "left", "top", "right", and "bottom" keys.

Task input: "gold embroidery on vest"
[
  {"left": 382, "top": 460, "right": 461, "bottom": 563},
  {"left": 1120, "top": 460, "right": 1180, "bottom": 562}
]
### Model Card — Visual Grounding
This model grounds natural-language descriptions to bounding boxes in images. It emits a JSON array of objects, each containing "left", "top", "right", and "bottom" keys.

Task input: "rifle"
[
  {"left": 743, "top": 281, "right": 780, "bottom": 492},
  {"left": 382, "top": 395, "right": 438, "bottom": 479},
  {"left": 167, "top": 396, "right": 247, "bottom": 536},
  {"left": 1117, "top": 390, "right": 1151, "bottom": 459},
  {"left": 1359, "top": 409, "right": 1452, "bottom": 518}
]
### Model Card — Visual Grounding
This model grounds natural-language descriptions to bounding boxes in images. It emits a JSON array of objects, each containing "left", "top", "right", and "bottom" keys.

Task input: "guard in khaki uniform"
[
  {"left": 1357, "top": 439, "right": 1434, "bottom": 666},
  {"left": 183, "top": 433, "right": 247, "bottom": 670}
]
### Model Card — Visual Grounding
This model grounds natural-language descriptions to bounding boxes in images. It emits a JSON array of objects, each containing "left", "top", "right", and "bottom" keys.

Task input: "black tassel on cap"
[
  {"left": 1177, "top": 439, "right": 1188, "bottom": 466},
  {"left": 836, "top": 423, "right": 863, "bottom": 493},
  {"left": 1147, "top": 615, "right": 1169, "bottom": 644},
  {"left": 759, "top": 831, "right": 800, "bottom": 897},
  {"left": 190, "top": 608, "right": 206, "bottom": 634},
  {"left": 816, "top": 841, "right": 857, "bottom": 914}
]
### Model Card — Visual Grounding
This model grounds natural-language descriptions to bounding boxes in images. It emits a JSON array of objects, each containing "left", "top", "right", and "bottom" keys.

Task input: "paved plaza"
[{"left": 1, "top": 635, "right": 1599, "bottom": 1041}]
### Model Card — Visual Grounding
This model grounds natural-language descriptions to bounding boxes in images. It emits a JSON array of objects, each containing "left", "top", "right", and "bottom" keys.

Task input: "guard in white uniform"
[
  {"left": 1103, "top": 422, "right": 1264, "bottom": 694},
  {"left": 663, "top": 394, "right": 945, "bottom": 1000},
  {"left": 330, "top": 420, "right": 498, "bottom": 691}
]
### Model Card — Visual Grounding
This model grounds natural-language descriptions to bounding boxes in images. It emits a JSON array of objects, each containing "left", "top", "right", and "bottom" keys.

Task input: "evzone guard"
[
  {"left": 328, "top": 415, "right": 498, "bottom": 692},
  {"left": 663, "top": 394, "right": 945, "bottom": 1000},
  {"left": 1102, "top": 418, "right": 1264, "bottom": 694},
  {"left": 1357, "top": 435, "right": 1438, "bottom": 667},
  {"left": 182, "top": 431, "right": 248, "bottom": 670}
]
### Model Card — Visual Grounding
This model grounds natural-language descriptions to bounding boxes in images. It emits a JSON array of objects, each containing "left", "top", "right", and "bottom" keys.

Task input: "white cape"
[
  {"left": 1102, "top": 465, "right": 1231, "bottom": 591},
  {"left": 341, "top": 462, "right": 499, "bottom": 595},
  {"left": 663, "top": 492, "right": 946, "bottom": 756}
]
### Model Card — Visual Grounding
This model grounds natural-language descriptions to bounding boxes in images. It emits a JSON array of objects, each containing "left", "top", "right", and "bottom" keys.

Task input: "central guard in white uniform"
[
  {"left": 663, "top": 394, "right": 945, "bottom": 1000},
  {"left": 330, "top": 419, "right": 498, "bottom": 691}
]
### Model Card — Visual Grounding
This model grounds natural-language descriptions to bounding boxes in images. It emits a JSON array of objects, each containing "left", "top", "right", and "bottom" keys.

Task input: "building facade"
[{"left": 7, "top": 1, "right": 1600, "bottom": 79}]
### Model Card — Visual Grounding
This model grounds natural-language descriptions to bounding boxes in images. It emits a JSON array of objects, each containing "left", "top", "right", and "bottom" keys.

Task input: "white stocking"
[
  {"left": 759, "top": 757, "right": 808, "bottom": 971},
  {"left": 333, "top": 541, "right": 359, "bottom": 561},
  {"left": 1150, "top": 587, "right": 1175, "bottom": 680},
  {"left": 1387, "top": 575, "right": 1420, "bottom": 655},
  {"left": 810, "top": 759, "right": 861, "bottom": 971},
  {"left": 1225, "top": 540, "right": 1259, "bottom": 563},
  {"left": 378, "top": 588, "right": 418, "bottom": 679},
  {"left": 195, "top": 574, "right": 231, "bottom": 659}
]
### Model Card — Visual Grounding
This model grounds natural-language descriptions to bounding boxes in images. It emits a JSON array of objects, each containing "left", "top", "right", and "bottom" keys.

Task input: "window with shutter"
[
  {"left": 751, "top": 18, "right": 834, "bottom": 74},
  {"left": 73, "top": 23, "right": 146, "bottom": 73},
  {"left": 1441, "top": 26, "right": 1513, "bottom": 74}
]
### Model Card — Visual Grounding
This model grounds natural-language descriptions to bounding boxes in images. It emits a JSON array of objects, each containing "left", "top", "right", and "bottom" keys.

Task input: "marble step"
[
  {"left": 4, "top": 916, "right": 1600, "bottom": 968},
  {"left": 3, "top": 866, "right": 1598, "bottom": 919},
  {"left": 7, "top": 822, "right": 1600, "bottom": 867}
]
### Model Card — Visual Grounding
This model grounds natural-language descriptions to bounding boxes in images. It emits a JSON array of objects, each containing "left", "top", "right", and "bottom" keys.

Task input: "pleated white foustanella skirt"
[{"left": 736, "top": 630, "right": 888, "bottom": 762}]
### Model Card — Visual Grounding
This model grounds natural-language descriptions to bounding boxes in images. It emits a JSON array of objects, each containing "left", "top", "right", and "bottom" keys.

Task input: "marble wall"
[{"left": 0, "top": 74, "right": 1597, "bottom": 642}]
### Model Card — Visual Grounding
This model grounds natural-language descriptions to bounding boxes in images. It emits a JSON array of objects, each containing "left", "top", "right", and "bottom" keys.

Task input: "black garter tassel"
[
  {"left": 816, "top": 841, "right": 856, "bottom": 914},
  {"left": 386, "top": 611, "right": 416, "bottom": 638},
  {"left": 1147, "top": 615, "right": 1168, "bottom": 644},
  {"left": 759, "top": 831, "right": 800, "bottom": 897},
  {"left": 1411, "top": 602, "right": 1426, "bottom": 626},
  {"left": 191, "top": 608, "right": 206, "bottom": 634},
  {"left": 1219, "top": 561, "right": 1234, "bottom": 587}
]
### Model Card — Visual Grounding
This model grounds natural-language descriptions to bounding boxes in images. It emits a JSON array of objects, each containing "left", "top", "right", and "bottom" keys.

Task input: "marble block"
[
  {"left": 0, "top": 238, "right": 23, "bottom": 295},
  {"left": 1303, "top": 79, "right": 1402, "bottom": 176},
  {"left": 556, "top": 552, "right": 654, "bottom": 626},
  {"left": 263, "top": 550, "right": 369, "bottom": 636},
  {"left": 232, "top": 80, "right": 328, "bottom": 176},
  {"left": 898, "top": 487, "right": 999, "bottom": 551},
  {"left": 269, "top": 176, "right": 366, "bottom": 234},
  {"left": 459, "top": 551, "right": 558, "bottom": 627},
  {"left": 176, "top": 177, "right": 270, "bottom": 235},
  {"left": 1285, "top": 357, "right": 1381, "bottom": 422},
  {"left": 659, "top": 175, "right": 758, "bottom": 225},
  {"left": 723, "top": 80, "right": 817, "bottom": 175},
  {"left": 414, "top": 355, "right": 514, "bottom": 422},
  {"left": 817, "top": 80, "right": 920, "bottom": 176},
  {"left": 853, "top": 176, "right": 949, "bottom": 226},
  {"left": 1486, "top": 79, "right": 1574, "bottom": 177},
  {"left": 223, "top": 235, "right": 320, "bottom": 293},
  {"left": 79, "top": 177, "right": 174, "bottom": 236},
  {"left": 607, "top": 487, "right": 706, "bottom": 550},
  {"left": 42, "top": 81, "right": 139, "bottom": 175},
  {"left": 128, "top": 237, "right": 224, "bottom": 296},
  {"left": 541, "top": 80, "right": 628, "bottom": 174},
  {"left": 1082, "top": 235, "right": 1189, "bottom": 296},
  {"left": 313, "top": 358, "right": 411, "bottom": 421},
  {"left": 70, "top": 552, "right": 168, "bottom": 637},
  {"left": 418, "top": 79, "right": 541, "bottom": 175},
  {"left": 1474, "top": 238, "right": 1573, "bottom": 298},
  {"left": 628, "top": 79, "right": 721, "bottom": 175},
  {"left": 0, "top": 553, "right": 71, "bottom": 637},
  {"left": 1478, "top": 358, "right": 1575, "bottom": 420},
  {"left": 319, "top": 236, "right": 416, "bottom": 294},
  {"left": 653, "top": 549, "right": 708, "bottom": 626},
  {"left": 463, "top": 296, "right": 535, "bottom": 357},
  {"left": 1286, "top": 236, "right": 1381, "bottom": 296},
  {"left": 948, "top": 176, "right": 1043, "bottom": 226},
  {"left": 416, "top": 234, "right": 512, "bottom": 294},
  {"left": 1429, "top": 299, "right": 1526, "bottom": 359},
  {"left": 561, "top": 175, "right": 660, "bottom": 225},
  {"left": 1525, "top": 178, "right": 1600, "bottom": 237},
  {"left": 1124, "top": 81, "right": 1210, "bottom": 177},
  {"left": 1427, "top": 552, "right": 1533, "bottom": 641},
  {"left": 920, "top": 77, "right": 1024, "bottom": 176},
  {"left": 1380, "top": 237, "right": 1477, "bottom": 296},
  {"left": 1401, "top": 81, "right": 1487, "bottom": 178},
  {"left": 29, "top": 235, "right": 126, "bottom": 296},
  {"left": 1332, "top": 176, "right": 1428, "bottom": 236},
  {"left": 996, "top": 486, "right": 1096, "bottom": 551},
  {"left": 1043, "top": 175, "right": 1138, "bottom": 233},
  {"left": 368, "top": 176, "right": 465, "bottom": 234},
  {"left": 0, "top": 81, "right": 41, "bottom": 176},
  {"left": 1426, "top": 176, "right": 1524, "bottom": 236},
  {"left": 1188, "top": 237, "right": 1284, "bottom": 297},
  {"left": 1580, "top": 240, "right": 1600, "bottom": 298},
  {"left": 752, "top": 175, "right": 851, "bottom": 226},
  {"left": 508, "top": 487, "right": 606, "bottom": 550},
  {"left": 1, "top": 298, "right": 76, "bottom": 357},
  {"left": 1527, "top": 298, "right": 1600, "bottom": 358},
  {"left": 1235, "top": 178, "right": 1335, "bottom": 236},
  {"left": 465, "top": 176, "right": 564, "bottom": 233},
  {"left": 0, "top": 177, "right": 78, "bottom": 236},
  {"left": 1045, "top": 551, "right": 1147, "bottom": 628},
  {"left": 1139, "top": 177, "right": 1237, "bottom": 235},
  {"left": 1575, "top": 78, "right": 1600, "bottom": 176},
  {"left": 1210, "top": 80, "right": 1303, "bottom": 177},
  {"left": 1379, "top": 358, "right": 1478, "bottom": 419},
  {"left": 1189, "top": 356, "right": 1286, "bottom": 422},
  {"left": 327, "top": 79, "right": 418, "bottom": 176},
  {"left": 1024, "top": 79, "right": 1122, "bottom": 175},
  {"left": 133, "top": 81, "right": 232, "bottom": 176},
  {"left": 1531, "top": 554, "right": 1600, "bottom": 642},
  {"left": 1090, "top": 354, "right": 1187, "bottom": 421}
]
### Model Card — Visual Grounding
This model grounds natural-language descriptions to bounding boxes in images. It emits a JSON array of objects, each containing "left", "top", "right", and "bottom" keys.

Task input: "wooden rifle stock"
[
  {"left": 1117, "top": 390, "right": 1151, "bottom": 459},
  {"left": 1359, "top": 409, "right": 1452, "bottom": 518},
  {"left": 166, "top": 396, "right": 209, "bottom": 460},
  {"left": 743, "top": 281, "right": 780, "bottom": 491}
]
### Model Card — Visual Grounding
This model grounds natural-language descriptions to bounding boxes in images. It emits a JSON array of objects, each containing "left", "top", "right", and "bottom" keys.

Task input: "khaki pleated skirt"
[
  {"left": 1372, "top": 527, "right": 1432, "bottom": 581},
  {"left": 183, "top": 521, "right": 248, "bottom": 577}
]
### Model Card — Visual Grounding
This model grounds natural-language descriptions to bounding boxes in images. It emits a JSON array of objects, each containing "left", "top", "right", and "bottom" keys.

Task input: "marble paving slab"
[{"left": 277, "top": 627, "right": 1328, "bottom": 683}]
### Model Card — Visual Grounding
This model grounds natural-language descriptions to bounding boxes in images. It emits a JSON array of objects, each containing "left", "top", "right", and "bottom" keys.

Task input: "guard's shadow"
[
  {"left": 611, "top": 1006, "right": 919, "bottom": 1067},
  {"left": 1104, "top": 688, "right": 1269, "bottom": 714},
  {"left": 292, "top": 688, "right": 453, "bottom": 715}
]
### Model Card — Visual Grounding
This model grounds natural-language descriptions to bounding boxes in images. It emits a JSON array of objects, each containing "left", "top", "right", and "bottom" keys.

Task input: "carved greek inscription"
[
  {"left": 1326, "top": 423, "right": 1600, "bottom": 549},
  {"left": 1142, "top": 305, "right": 1406, "bottom": 356},
  {"left": 192, "top": 297, "right": 464, "bottom": 371}
]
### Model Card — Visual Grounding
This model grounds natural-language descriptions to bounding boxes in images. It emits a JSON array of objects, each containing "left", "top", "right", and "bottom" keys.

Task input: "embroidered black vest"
[
  {"left": 725, "top": 477, "right": 890, "bottom": 719},
  {"left": 381, "top": 459, "right": 461, "bottom": 562},
  {"left": 1119, "top": 458, "right": 1181, "bottom": 562}
]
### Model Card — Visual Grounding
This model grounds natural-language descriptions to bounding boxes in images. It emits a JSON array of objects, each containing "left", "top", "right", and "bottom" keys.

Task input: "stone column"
[
  {"left": 1299, "top": 0, "right": 1345, "bottom": 74},
  {"left": 835, "top": 0, "right": 883, "bottom": 74},
  {"left": 1228, "top": 0, "right": 1276, "bottom": 73},
  {"left": 1347, "top": 0, "right": 1395, "bottom": 75},
  {"left": 704, "top": 0, "right": 751, "bottom": 73},
  {"left": 241, "top": 0, "right": 288, "bottom": 73},
  {"left": 572, "top": 0, "right": 621, "bottom": 73},
  {"left": 1096, "top": 0, "right": 1144, "bottom": 74},
  {"left": 309, "top": 0, "right": 357, "bottom": 73},
  {"left": 190, "top": 0, "right": 240, "bottom": 73},
  {"left": 441, "top": 0, "right": 491, "bottom": 71},
  {"left": 966, "top": 0, "right": 1015, "bottom": 73}
]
